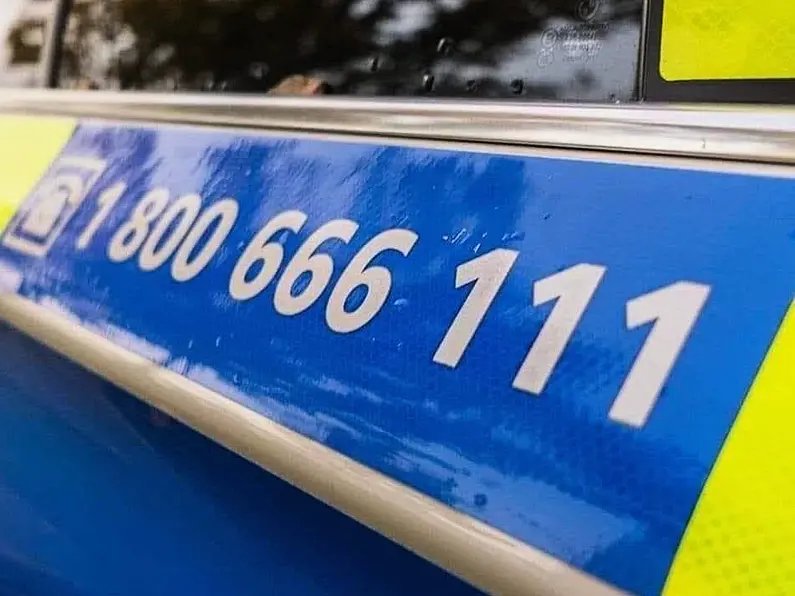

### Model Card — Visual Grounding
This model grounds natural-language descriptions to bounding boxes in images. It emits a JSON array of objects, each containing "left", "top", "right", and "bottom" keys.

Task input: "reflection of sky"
[{"left": 377, "top": 1, "right": 433, "bottom": 42}]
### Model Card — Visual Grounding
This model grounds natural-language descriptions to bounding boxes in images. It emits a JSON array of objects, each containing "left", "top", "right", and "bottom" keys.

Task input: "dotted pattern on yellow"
[
  {"left": 664, "top": 300, "right": 795, "bottom": 595},
  {"left": 0, "top": 115, "right": 76, "bottom": 233},
  {"left": 660, "top": 0, "right": 795, "bottom": 81}
]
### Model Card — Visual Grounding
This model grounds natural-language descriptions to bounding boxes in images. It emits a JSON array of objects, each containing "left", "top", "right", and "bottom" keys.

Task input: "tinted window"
[
  {"left": 59, "top": 0, "right": 642, "bottom": 101},
  {"left": 0, "top": 0, "right": 56, "bottom": 88}
]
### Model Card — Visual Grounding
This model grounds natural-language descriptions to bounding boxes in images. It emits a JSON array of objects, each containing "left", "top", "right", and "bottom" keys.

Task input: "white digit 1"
[
  {"left": 609, "top": 281, "right": 710, "bottom": 427},
  {"left": 433, "top": 249, "right": 519, "bottom": 368},
  {"left": 326, "top": 229, "right": 419, "bottom": 333},
  {"left": 273, "top": 219, "right": 359, "bottom": 316},
  {"left": 512, "top": 263, "right": 605, "bottom": 395},
  {"left": 76, "top": 181, "right": 126, "bottom": 250},
  {"left": 229, "top": 210, "right": 307, "bottom": 301},
  {"left": 171, "top": 198, "right": 239, "bottom": 282}
]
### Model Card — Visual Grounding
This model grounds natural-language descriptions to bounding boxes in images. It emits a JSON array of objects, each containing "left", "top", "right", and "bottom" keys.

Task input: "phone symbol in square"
[{"left": 2, "top": 156, "right": 106, "bottom": 257}]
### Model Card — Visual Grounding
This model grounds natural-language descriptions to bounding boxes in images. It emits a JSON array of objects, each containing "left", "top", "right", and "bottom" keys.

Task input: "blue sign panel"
[{"left": 2, "top": 123, "right": 794, "bottom": 595}]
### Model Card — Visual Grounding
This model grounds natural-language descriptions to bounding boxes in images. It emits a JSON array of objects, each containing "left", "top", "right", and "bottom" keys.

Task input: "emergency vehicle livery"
[
  {"left": 0, "top": 109, "right": 794, "bottom": 596},
  {"left": 0, "top": 0, "right": 794, "bottom": 595}
]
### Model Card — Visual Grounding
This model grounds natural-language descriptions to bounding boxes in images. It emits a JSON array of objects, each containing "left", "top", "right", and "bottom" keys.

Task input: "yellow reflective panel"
[
  {"left": 0, "top": 115, "right": 76, "bottom": 233},
  {"left": 664, "top": 300, "right": 795, "bottom": 595},
  {"left": 660, "top": 0, "right": 795, "bottom": 81}
]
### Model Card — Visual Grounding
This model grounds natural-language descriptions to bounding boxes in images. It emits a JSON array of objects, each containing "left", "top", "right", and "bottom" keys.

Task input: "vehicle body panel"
[{"left": 0, "top": 115, "right": 793, "bottom": 594}]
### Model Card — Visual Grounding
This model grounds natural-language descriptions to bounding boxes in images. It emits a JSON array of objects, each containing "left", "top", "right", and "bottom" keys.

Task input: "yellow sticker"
[
  {"left": 0, "top": 115, "right": 77, "bottom": 233},
  {"left": 660, "top": 0, "right": 795, "bottom": 81},
  {"left": 664, "top": 300, "right": 795, "bottom": 595}
]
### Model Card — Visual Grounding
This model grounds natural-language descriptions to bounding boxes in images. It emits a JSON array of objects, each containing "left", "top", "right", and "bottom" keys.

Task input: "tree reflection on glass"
[{"left": 59, "top": 0, "right": 642, "bottom": 101}]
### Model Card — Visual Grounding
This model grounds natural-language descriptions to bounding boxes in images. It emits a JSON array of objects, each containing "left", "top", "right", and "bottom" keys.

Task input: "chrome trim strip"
[
  {"left": 0, "top": 294, "right": 626, "bottom": 596},
  {"left": 1, "top": 89, "right": 794, "bottom": 164},
  {"left": 636, "top": 0, "right": 651, "bottom": 100}
]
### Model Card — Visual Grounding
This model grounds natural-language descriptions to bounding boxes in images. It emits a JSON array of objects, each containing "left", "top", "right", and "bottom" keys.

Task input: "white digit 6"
[
  {"left": 273, "top": 219, "right": 359, "bottom": 316},
  {"left": 229, "top": 210, "right": 307, "bottom": 301},
  {"left": 326, "top": 229, "right": 418, "bottom": 333},
  {"left": 108, "top": 188, "right": 169, "bottom": 262}
]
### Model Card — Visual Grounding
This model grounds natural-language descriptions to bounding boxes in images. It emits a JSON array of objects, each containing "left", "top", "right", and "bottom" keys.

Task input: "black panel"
[{"left": 59, "top": 0, "right": 643, "bottom": 102}]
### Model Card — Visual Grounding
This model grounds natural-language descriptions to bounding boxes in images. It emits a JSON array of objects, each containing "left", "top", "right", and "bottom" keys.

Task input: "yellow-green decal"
[
  {"left": 0, "top": 115, "right": 77, "bottom": 233},
  {"left": 665, "top": 300, "right": 795, "bottom": 594}
]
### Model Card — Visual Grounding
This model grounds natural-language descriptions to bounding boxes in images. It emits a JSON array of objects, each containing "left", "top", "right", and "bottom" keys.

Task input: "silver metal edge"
[
  {"left": 125, "top": 114, "right": 795, "bottom": 179},
  {"left": 636, "top": 0, "right": 650, "bottom": 100},
  {"left": 0, "top": 293, "right": 628, "bottom": 596},
  {"left": 0, "top": 89, "right": 794, "bottom": 164}
]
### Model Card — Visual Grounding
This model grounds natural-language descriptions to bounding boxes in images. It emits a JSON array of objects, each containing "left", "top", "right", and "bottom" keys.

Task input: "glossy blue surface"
[
  {"left": 2, "top": 123, "right": 794, "bottom": 594},
  {"left": 0, "top": 322, "right": 482, "bottom": 596}
]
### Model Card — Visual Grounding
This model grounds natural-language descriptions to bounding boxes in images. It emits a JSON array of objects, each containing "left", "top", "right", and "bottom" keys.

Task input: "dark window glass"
[
  {"left": 59, "top": 0, "right": 642, "bottom": 101},
  {"left": 1, "top": 0, "right": 57, "bottom": 88}
]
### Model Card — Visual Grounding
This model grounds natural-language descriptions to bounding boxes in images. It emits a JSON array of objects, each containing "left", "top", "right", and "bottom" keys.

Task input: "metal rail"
[{"left": 0, "top": 89, "right": 794, "bottom": 164}]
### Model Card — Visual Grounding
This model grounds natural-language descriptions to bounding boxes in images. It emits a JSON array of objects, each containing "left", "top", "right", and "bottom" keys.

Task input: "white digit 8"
[
  {"left": 108, "top": 188, "right": 169, "bottom": 263},
  {"left": 229, "top": 210, "right": 308, "bottom": 301},
  {"left": 273, "top": 219, "right": 359, "bottom": 316},
  {"left": 172, "top": 198, "right": 239, "bottom": 282},
  {"left": 326, "top": 229, "right": 418, "bottom": 333},
  {"left": 138, "top": 194, "right": 202, "bottom": 271}
]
